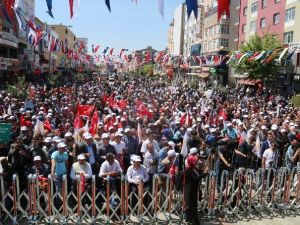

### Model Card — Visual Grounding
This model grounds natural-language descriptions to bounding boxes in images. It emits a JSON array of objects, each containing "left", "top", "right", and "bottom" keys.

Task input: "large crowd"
[{"left": 0, "top": 74, "right": 300, "bottom": 225}]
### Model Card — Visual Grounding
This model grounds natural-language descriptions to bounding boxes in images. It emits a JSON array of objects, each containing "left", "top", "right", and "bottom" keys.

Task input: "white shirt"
[
  {"left": 99, "top": 160, "right": 122, "bottom": 177},
  {"left": 70, "top": 162, "right": 92, "bottom": 180},
  {"left": 140, "top": 139, "right": 160, "bottom": 154},
  {"left": 126, "top": 164, "right": 149, "bottom": 184},
  {"left": 263, "top": 148, "right": 275, "bottom": 169},
  {"left": 111, "top": 141, "right": 126, "bottom": 154},
  {"left": 143, "top": 150, "right": 159, "bottom": 174}
]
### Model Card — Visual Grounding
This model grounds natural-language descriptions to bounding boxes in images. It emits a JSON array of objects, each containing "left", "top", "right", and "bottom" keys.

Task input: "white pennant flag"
[
  {"left": 7, "top": 105, "right": 12, "bottom": 116},
  {"left": 158, "top": 0, "right": 164, "bottom": 18}
]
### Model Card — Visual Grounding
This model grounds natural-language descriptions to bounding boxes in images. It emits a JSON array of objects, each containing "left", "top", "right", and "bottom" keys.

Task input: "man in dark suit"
[{"left": 82, "top": 132, "right": 99, "bottom": 175}]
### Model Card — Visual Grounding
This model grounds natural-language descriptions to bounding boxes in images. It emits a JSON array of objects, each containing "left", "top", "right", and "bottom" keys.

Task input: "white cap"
[
  {"left": 57, "top": 142, "right": 67, "bottom": 148},
  {"left": 271, "top": 124, "right": 278, "bottom": 131},
  {"left": 167, "top": 141, "right": 175, "bottom": 150},
  {"left": 261, "top": 125, "right": 267, "bottom": 130},
  {"left": 281, "top": 129, "right": 287, "bottom": 133},
  {"left": 64, "top": 132, "right": 73, "bottom": 137},
  {"left": 101, "top": 133, "right": 110, "bottom": 139},
  {"left": 121, "top": 118, "right": 126, "bottom": 122},
  {"left": 189, "top": 147, "right": 198, "bottom": 155},
  {"left": 21, "top": 126, "right": 28, "bottom": 131},
  {"left": 53, "top": 136, "right": 61, "bottom": 143},
  {"left": 77, "top": 154, "right": 86, "bottom": 160},
  {"left": 289, "top": 123, "right": 295, "bottom": 126},
  {"left": 131, "top": 155, "right": 142, "bottom": 162},
  {"left": 115, "top": 132, "right": 123, "bottom": 137},
  {"left": 203, "top": 125, "right": 209, "bottom": 129},
  {"left": 210, "top": 128, "right": 217, "bottom": 133},
  {"left": 108, "top": 126, "right": 114, "bottom": 131},
  {"left": 227, "top": 122, "right": 233, "bottom": 127},
  {"left": 167, "top": 150, "right": 178, "bottom": 157},
  {"left": 118, "top": 128, "right": 124, "bottom": 132},
  {"left": 124, "top": 128, "right": 131, "bottom": 133},
  {"left": 83, "top": 133, "right": 93, "bottom": 139},
  {"left": 219, "top": 116, "right": 223, "bottom": 120},
  {"left": 33, "top": 156, "right": 42, "bottom": 161},
  {"left": 44, "top": 137, "right": 52, "bottom": 143}
]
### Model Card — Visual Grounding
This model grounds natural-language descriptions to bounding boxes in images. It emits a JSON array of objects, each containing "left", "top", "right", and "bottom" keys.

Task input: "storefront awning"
[{"left": 238, "top": 79, "right": 262, "bottom": 85}]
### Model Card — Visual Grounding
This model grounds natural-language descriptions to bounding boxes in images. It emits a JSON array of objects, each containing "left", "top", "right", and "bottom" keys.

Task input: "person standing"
[
  {"left": 51, "top": 142, "right": 69, "bottom": 192},
  {"left": 184, "top": 155, "right": 207, "bottom": 225}
]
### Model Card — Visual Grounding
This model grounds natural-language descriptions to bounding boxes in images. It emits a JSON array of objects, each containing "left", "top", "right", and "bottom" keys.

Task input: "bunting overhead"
[
  {"left": 186, "top": 0, "right": 198, "bottom": 20},
  {"left": 105, "top": 0, "right": 111, "bottom": 12},
  {"left": 158, "top": 0, "right": 164, "bottom": 18},
  {"left": 217, "top": 0, "right": 230, "bottom": 21},
  {"left": 69, "top": 0, "right": 80, "bottom": 19},
  {"left": 46, "top": 0, "right": 54, "bottom": 18}
]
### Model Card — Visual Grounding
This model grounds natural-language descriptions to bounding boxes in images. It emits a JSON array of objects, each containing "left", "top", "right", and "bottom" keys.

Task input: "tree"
[
  {"left": 231, "top": 34, "right": 282, "bottom": 79},
  {"left": 7, "top": 76, "right": 27, "bottom": 99}
]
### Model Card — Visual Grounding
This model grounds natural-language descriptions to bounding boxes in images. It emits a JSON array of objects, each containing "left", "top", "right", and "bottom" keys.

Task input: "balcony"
[
  {"left": 205, "top": 7, "right": 218, "bottom": 17},
  {"left": 0, "top": 32, "right": 18, "bottom": 48}
]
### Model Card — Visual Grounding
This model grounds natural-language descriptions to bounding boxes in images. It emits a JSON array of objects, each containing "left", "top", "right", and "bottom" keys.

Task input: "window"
[
  {"left": 285, "top": 7, "right": 295, "bottom": 22},
  {"left": 297, "top": 53, "right": 300, "bottom": 66},
  {"left": 65, "top": 29, "right": 68, "bottom": 35},
  {"left": 275, "top": 0, "right": 280, "bottom": 3},
  {"left": 284, "top": 31, "right": 293, "bottom": 43},
  {"left": 219, "top": 39, "right": 229, "bottom": 48},
  {"left": 262, "top": 0, "right": 267, "bottom": 8},
  {"left": 220, "top": 24, "right": 229, "bottom": 34},
  {"left": 243, "top": 7, "right": 247, "bottom": 16},
  {"left": 273, "top": 13, "right": 280, "bottom": 24},
  {"left": 250, "top": 21, "right": 257, "bottom": 32},
  {"left": 260, "top": 18, "right": 266, "bottom": 28},
  {"left": 242, "top": 24, "right": 246, "bottom": 33},
  {"left": 251, "top": 2, "right": 258, "bottom": 14}
]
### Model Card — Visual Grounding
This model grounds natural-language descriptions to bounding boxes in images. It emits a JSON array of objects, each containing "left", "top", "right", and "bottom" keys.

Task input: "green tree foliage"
[
  {"left": 7, "top": 76, "right": 27, "bottom": 99},
  {"left": 231, "top": 34, "right": 282, "bottom": 79},
  {"left": 141, "top": 64, "right": 154, "bottom": 75}
]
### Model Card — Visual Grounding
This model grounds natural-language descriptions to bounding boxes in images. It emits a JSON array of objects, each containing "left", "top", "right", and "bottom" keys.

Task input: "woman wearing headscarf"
[{"left": 184, "top": 155, "right": 208, "bottom": 225}]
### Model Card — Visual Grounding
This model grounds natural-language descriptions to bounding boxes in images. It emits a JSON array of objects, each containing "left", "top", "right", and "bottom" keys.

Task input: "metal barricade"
[{"left": 1, "top": 168, "right": 300, "bottom": 224}]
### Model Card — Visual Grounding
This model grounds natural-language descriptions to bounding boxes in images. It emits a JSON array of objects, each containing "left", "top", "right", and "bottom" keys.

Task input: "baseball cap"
[
  {"left": 77, "top": 154, "right": 86, "bottom": 160},
  {"left": 189, "top": 147, "right": 198, "bottom": 155},
  {"left": 33, "top": 156, "right": 42, "bottom": 161},
  {"left": 101, "top": 133, "right": 110, "bottom": 139},
  {"left": 167, "top": 150, "right": 178, "bottom": 157},
  {"left": 58, "top": 142, "right": 67, "bottom": 148}
]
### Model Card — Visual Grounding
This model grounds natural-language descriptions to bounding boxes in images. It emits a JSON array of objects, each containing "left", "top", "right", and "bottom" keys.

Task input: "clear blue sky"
[{"left": 35, "top": 0, "right": 184, "bottom": 53}]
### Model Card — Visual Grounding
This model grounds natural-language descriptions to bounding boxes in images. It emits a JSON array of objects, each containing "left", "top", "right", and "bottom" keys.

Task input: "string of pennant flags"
[
  {"left": 2, "top": 1, "right": 295, "bottom": 71},
  {"left": 42, "top": 0, "right": 230, "bottom": 20}
]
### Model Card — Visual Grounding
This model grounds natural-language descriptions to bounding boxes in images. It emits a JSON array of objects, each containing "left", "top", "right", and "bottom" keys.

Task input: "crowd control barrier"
[{"left": 0, "top": 167, "right": 299, "bottom": 224}]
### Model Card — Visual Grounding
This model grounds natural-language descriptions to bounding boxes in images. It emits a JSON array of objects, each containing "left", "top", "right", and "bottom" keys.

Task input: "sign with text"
[{"left": 0, "top": 123, "right": 12, "bottom": 143}]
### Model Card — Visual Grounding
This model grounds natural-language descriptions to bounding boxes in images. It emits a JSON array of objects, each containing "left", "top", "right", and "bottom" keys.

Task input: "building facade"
[
  {"left": 50, "top": 24, "right": 77, "bottom": 70},
  {"left": 173, "top": 4, "right": 185, "bottom": 56},
  {"left": 167, "top": 20, "right": 174, "bottom": 54},
  {"left": 183, "top": 0, "right": 204, "bottom": 57}
]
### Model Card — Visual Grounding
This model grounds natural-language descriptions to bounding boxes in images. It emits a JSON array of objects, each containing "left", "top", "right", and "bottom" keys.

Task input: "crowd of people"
[{"left": 0, "top": 74, "right": 300, "bottom": 225}]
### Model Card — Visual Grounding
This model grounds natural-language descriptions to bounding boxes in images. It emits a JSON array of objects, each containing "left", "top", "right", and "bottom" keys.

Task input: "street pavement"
[{"left": 201, "top": 216, "right": 300, "bottom": 225}]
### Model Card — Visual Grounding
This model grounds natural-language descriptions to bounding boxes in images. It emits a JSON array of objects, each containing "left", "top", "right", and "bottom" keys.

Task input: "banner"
[{"left": 0, "top": 123, "right": 12, "bottom": 143}]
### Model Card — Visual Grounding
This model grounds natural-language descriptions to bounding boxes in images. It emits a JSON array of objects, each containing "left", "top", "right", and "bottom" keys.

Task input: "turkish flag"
[
  {"left": 136, "top": 100, "right": 153, "bottom": 119},
  {"left": 218, "top": 0, "right": 230, "bottom": 21},
  {"left": 43, "top": 120, "right": 52, "bottom": 132},
  {"left": 76, "top": 104, "right": 95, "bottom": 117}
]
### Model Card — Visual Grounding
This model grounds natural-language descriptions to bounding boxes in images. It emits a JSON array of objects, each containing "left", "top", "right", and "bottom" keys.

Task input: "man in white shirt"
[
  {"left": 127, "top": 155, "right": 149, "bottom": 187},
  {"left": 143, "top": 143, "right": 159, "bottom": 189},
  {"left": 140, "top": 130, "right": 160, "bottom": 155},
  {"left": 110, "top": 132, "right": 126, "bottom": 170},
  {"left": 70, "top": 154, "right": 92, "bottom": 192},
  {"left": 99, "top": 153, "right": 123, "bottom": 192}
]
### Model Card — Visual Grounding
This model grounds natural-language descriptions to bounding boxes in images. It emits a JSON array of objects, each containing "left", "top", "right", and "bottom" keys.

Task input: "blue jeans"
[{"left": 54, "top": 174, "right": 64, "bottom": 192}]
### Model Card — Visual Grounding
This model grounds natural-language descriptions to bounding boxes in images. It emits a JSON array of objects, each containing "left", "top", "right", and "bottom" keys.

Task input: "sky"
[{"left": 35, "top": 0, "right": 184, "bottom": 53}]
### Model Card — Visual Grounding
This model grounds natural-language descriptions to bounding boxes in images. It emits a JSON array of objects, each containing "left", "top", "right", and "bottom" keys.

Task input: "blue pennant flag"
[
  {"left": 186, "top": 0, "right": 198, "bottom": 20},
  {"left": 103, "top": 47, "right": 109, "bottom": 54},
  {"left": 46, "top": 0, "right": 54, "bottom": 18},
  {"left": 105, "top": 0, "right": 111, "bottom": 12}
]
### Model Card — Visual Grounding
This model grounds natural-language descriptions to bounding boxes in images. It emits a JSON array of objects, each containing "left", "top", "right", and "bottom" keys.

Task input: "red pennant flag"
[
  {"left": 89, "top": 110, "right": 99, "bottom": 136},
  {"left": 43, "top": 120, "right": 52, "bottom": 132},
  {"left": 217, "top": 0, "right": 230, "bottom": 21},
  {"left": 109, "top": 48, "right": 114, "bottom": 56}
]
